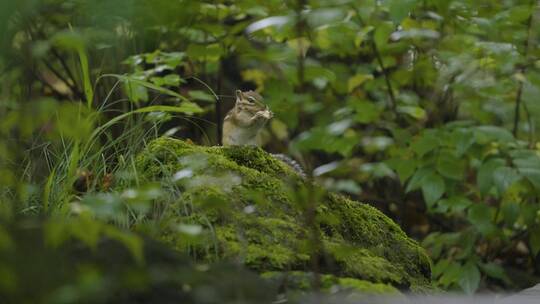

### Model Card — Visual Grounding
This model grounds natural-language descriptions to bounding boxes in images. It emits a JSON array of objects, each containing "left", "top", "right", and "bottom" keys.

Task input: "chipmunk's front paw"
[{"left": 256, "top": 110, "right": 273, "bottom": 120}]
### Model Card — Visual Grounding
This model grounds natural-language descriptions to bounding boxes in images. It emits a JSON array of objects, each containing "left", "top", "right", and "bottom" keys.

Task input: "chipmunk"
[
  {"left": 222, "top": 90, "right": 306, "bottom": 178},
  {"left": 222, "top": 90, "right": 273, "bottom": 146}
]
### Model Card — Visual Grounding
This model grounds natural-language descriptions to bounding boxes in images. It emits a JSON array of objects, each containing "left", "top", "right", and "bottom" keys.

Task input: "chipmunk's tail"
[{"left": 271, "top": 153, "right": 307, "bottom": 179}]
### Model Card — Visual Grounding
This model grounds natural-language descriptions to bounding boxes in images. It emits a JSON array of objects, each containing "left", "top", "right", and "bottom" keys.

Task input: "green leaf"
[
  {"left": 501, "top": 201, "right": 520, "bottom": 226},
  {"left": 421, "top": 172, "right": 445, "bottom": 208},
  {"left": 186, "top": 43, "right": 223, "bottom": 62},
  {"left": 77, "top": 45, "right": 93, "bottom": 108},
  {"left": 406, "top": 167, "right": 432, "bottom": 192},
  {"left": 513, "top": 155, "right": 540, "bottom": 191},
  {"left": 477, "top": 158, "right": 506, "bottom": 196},
  {"left": 104, "top": 226, "right": 144, "bottom": 265},
  {"left": 411, "top": 131, "right": 439, "bottom": 157},
  {"left": 351, "top": 100, "right": 381, "bottom": 123},
  {"left": 468, "top": 204, "right": 497, "bottom": 236},
  {"left": 397, "top": 105, "right": 426, "bottom": 120},
  {"left": 386, "top": 158, "right": 417, "bottom": 184},
  {"left": 188, "top": 90, "right": 216, "bottom": 103},
  {"left": 151, "top": 74, "right": 182, "bottom": 87},
  {"left": 124, "top": 78, "right": 149, "bottom": 103},
  {"left": 436, "top": 150, "right": 465, "bottom": 180},
  {"left": 373, "top": 21, "right": 394, "bottom": 50},
  {"left": 452, "top": 128, "right": 475, "bottom": 156},
  {"left": 474, "top": 126, "right": 514, "bottom": 144},
  {"left": 479, "top": 262, "right": 509, "bottom": 282},
  {"left": 435, "top": 196, "right": 472, "bottom": 213},
  {"left": 438, "top": 261, "right": 462, "bottom": 287},
  {"left": 388, "top": 0, "right": 417, "bottom": 23},
  {"left": 348, "top": 74, "right": 374, "bottom": 92},
  {"left": 507, "top": 5, "right": 533, "bottom": 23},
  {"left": 459, "top": 261, "right": 480, "bottom": 294},
  {"left": 493, "top": 166, "right": 521, "bottom": 195},
  {"left": 529, "top": 226, "right": 540, "bottom": 256}
]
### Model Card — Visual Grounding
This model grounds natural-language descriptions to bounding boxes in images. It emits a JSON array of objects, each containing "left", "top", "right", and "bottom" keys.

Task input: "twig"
[
  {"left": 216, "top": 62, "right": 223, "bottom": 145},
  {"left": 41, "top": 59, "right": 84, "bottom": 100},
  {"left": 351, "top": 7, "right": 397, "bottom": 113},
  {"left": 371, "top": 39, "right": 397, "bottom": 112},
  {"left": 28, "top": 20, "right": 83, "bottom": 96},
  {"left": 295, "top": 0, "right": 306, "bottom": 91},
  {"left": 512, "top": 0, "right": 537, "bottom": 137}
]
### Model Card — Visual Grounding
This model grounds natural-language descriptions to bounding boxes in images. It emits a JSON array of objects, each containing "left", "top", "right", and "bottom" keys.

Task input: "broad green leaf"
[
  {"left": 468, "top": 204, "right": 497, "bottom": 236},
  {"left": 348, "top": 74, "right": 374, "bottom": 92},
  {"left": 513, "top": 155, "right": 540, "bottom": 191},
  {"left": 477, "top": 158, "right": 506, "bottom": 196},
  {"left": 386, "top": 158, "right": 417, "bottom": 184},
  {"left": 124, "top": 79, "right": 149, "bottom": 103},
  {"left": 188, "top": 90, "right": 216, "bottom": 103},
  {"left": 388, "top": 0, "right": 417, "bottom": 23},
  {"left": 406, "top": 167, "right": 432, "bottom": 192},
  {"left": 374, "top": 21, "right": 394, "bottom": 50},
  {"left": 351, "top": 100, "right": 382, "bottom": 123},
  {"left": 507, "top": 5, "right": 533, "bottom": 23},
  {"left": 435, "top": 196, "right": 472, "bottom": 213},
  {"left": 421, "top": 172, "right": 445, "bottom": 208},
  {"left": 529, "top": 226, "right": 540, "bottom": 256},
  {"left": 474, "top": 126, "right": 514, "bottom": 144},
  {"left": 186, "top": 43, "right": 223, "bottom": 62},
  {"left": 104, "top": 226, "right": 144, "bottom": 265},
  {"left": 492, "top": 167, "right": 521, "bottom": 195},
  {"left": 411, "top": 131, "right": 439, "bottom": 157},
  {"left": 452, "top": 128, "right": 475, "bottom": 156},
  {"left": 397, "top": 105, "right": 426, "bottom": 120},
  {"left": 287, "top": 37, "right": 311, "bottom": 57},
  {"left": 71, "top": 216, "right": 102, "bottom": 250},
  {"left": 459, "top": 261, "right": 480, "bottom": 294},
  {"left": 438, "top": 261, "right": 462, "bottom": 287},
  {"left": 151, "top": 74, "right": 182, "bottom": 87},
  {"left": 436, "top": 150, "right": 465, "bottom": 180},
  {"left": 501, "top": 201, "right": 520, "bottom": 226},
  {"left": 479, "top": 262, "right": 509, "bottom": 282},
  {"left": 0, "top": 226, "right": 13, "bottom": 251}
]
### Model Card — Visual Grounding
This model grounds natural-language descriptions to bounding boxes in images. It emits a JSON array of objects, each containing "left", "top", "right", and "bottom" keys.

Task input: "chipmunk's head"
[{"left": 235, "top": 89, "right": 268, "bottom": 114}]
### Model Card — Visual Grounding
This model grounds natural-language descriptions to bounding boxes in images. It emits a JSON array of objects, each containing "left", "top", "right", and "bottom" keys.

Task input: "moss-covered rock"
[{"left": 135, "top": 137, "right": 432, "bottom": 292}]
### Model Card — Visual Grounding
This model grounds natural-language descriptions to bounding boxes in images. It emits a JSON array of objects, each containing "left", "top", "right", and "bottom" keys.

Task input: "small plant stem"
[
  {"left": 512, "top": 0, "right": 537, "bottom": 137},
  {"left": 372, "top": 39, "right": 397, "bottom": 112}
]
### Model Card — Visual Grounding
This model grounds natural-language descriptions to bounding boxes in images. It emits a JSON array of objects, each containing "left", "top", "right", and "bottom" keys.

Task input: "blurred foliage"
[{"left": 1, "top": 0, "right": 540, "bottom": 299}]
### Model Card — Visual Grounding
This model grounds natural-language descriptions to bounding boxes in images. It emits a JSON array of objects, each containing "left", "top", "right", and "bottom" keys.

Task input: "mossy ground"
[{"left": 135, "top": 137, "right": 432, "bottom": 292}]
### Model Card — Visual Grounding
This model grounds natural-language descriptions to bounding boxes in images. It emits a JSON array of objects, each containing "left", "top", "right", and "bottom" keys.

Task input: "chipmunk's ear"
[{"left": 235, "top": 90, "right": 243, "bottom": 100}]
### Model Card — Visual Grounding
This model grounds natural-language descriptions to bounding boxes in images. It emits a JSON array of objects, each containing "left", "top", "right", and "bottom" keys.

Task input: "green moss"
[
  {"left": 135, "top": 137, "right": 432, "bottom": 292},
  {"left": 261, "top": 271, "right": 400, "bottom": 294}
]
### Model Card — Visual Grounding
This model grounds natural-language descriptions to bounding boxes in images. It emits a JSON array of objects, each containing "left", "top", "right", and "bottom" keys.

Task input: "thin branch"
[
  {"left": 523, "top": 101, "right": 535, "bottom": 147},
  {"left": 295, "top": 0, "right": 306, "bottom": 91},
  {"left": 371, "top": 39, "right": 397, "bottom": 112},
  {"left": 512, "top": 82, "right": 525, "bottom": 136},
  {"left": 352, "top": 7, "right": 397, "bottom": 113},
  {"left": 216, "top": 62, "right": 223, "bottom": 145},
  {"left": 512, "top": 0, "right": 537, "bottom": 137},
  {"left": 31, "top": 68, "right": 67, "bottom": 99},
  {"left": 30, "top": 20, "right": 82, "bottom": 94},
  {"left": 41, "top": 59, "right": 84, "bottom": 100}
]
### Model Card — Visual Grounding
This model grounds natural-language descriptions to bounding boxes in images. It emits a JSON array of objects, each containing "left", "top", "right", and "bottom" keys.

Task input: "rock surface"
[{"left": 136, "top": 137, "right": 433, "bottom": 293}]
